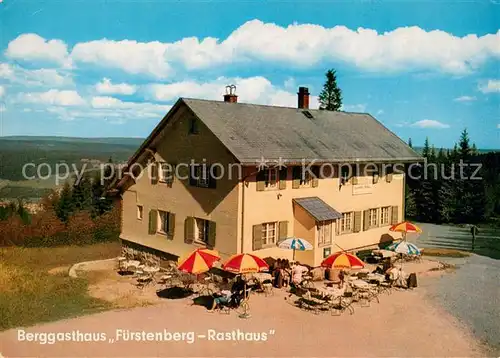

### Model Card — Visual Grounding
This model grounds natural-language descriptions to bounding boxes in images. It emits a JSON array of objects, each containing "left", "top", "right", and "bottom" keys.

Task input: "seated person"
[{"left": 209, "top": 276, "right": 246, "bottom": 310}]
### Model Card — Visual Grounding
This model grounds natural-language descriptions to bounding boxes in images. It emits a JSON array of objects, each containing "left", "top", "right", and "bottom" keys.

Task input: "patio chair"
[
  {"left": 295, "top": 292, "right": 330, "bottom": 315},
  {"left": 215, "top": 287, "right": 251, "bottom": 315}
]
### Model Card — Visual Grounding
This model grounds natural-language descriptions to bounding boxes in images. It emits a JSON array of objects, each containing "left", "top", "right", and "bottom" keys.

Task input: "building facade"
[{"left": 117, "top": 87, "right": 421, "bottom": 266}]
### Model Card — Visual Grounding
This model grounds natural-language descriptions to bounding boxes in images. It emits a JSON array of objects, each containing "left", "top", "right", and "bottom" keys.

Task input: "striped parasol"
[
  {"left": 386, "top": 241, "right": 421, "bottom": 255},
  {"left": 390, "top": 221, "right": 422, "bottom": 236},
  {"left": 222, "top": 253, "right": 269, "bottom": 274},
  {"left": 177, "top": 248, "right": 220, "bottom": 274},
  {"left": 277, "top": 237, "right": 313, "bottom": 260},
  {"left": 321, "top": 252, "right": 365, "bottom": 269}
]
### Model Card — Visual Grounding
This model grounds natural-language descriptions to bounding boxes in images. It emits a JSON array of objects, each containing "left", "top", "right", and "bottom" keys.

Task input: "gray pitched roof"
[
  {"left": 182, "top": 98, "right": 422, "bottom": 164},
  {"left": 293, "top": 197, "right": 342, "bottom": 222}
]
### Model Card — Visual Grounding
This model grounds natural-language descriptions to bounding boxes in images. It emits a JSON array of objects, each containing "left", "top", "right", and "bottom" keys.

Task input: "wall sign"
[{"left": 352, "top": 183, "right": 373, "bottom": 195}]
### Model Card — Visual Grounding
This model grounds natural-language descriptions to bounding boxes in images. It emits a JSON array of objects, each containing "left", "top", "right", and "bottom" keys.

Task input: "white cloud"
[
  {"left": 411, "top": 119, "right": 450, "bottom": 129},
  {"left": 95, "top": 78, "right": 137, "bottom": 95},
  {"left": 45, "top": 97, "right": 171, "bottom": 122},
  {"left": 5, "top": 33, "right": 72, "bottom": 68},
  {"left": 478, "top": 79, "right": 500, "bottom": 93},
  {"left": 376, "top": 109, "right": 384, "bottom": 115},
  {"left": 7, "top": 21, "right": 499, "bottom": 78},
  {"left": 149, "top": 76, "right": 320, "bottom": 108},
  {"left": 72, "top": 40, "right": 171, "bottom": 78},
  {"left": 72, "top": 21, "right": 500, "bottom": 76},
  {"left": 0, "top": 85, "right": 5, "bottom": 98},
  {"left": 342, "top": 104, "right": 367, "bottom": 112},
  {"left": 18, "top": 90, "right": 85, "bottom": 107},
  {"left": 497, "top": 124, "right": 500, "bottom": 129},
  {"left": 453, "top": 95, "right": 477, "bottom": 102},
  {"left": 0, "top": 63, "right": 73, "bottom": 87}
]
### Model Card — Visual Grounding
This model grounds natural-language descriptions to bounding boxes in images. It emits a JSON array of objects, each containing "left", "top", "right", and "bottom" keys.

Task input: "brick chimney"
[
  {"left": 297, "top": 87, "right": 309, "bottom": 109},
  {"left": 224, "top": 84, "right": 238, "bottom": 103}
]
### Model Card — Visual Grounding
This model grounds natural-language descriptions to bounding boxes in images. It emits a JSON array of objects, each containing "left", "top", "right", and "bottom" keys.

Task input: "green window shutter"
[
  {"left": 148, "top": 209, "right": 157, "bottom": 234},
  {"left": 292, "top": 167, "right": 301, "bottom": 189},
  {"left": 151, "top": 163, "right": 159, "bottom": 185},
  {"left": 278, "top": 221, "right": 288, "bottom": 241},
  {"left": 252, "top": 224, "right": 263, "bottom": 250},
  {"left": 166, "top": 163, "right": 175, "bottom": 187},
  {"left": 353, "top": 211, "right": 362, "bottom": 233},
  {"left": 207, "top": 221, "right": 216, "bottom": 248},
  {"left": 311, "top": 166, "right": 319, "bottom": 187},
  {"left": 363, "top": 210, "right": 370, "bottom": 231},
  {"left": 167, "top": 212, "right": 175, "bottom": 237},
  {"left": 256, "top": 170, "right": 266, "bottom": 191},
  {"left": 184, "top": 217, "right": 195, "bottom": 244},
  {"left": 391, "top": 206, "right": 399, "bottom": 225},
  {"left": 278, "top": 168, "right": 287, "bottom": 190}
]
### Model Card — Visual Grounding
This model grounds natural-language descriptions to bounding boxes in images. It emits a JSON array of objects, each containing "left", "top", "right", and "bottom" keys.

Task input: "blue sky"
[{"left": 0, "top": 0, "right": 499, "bottom": 149}]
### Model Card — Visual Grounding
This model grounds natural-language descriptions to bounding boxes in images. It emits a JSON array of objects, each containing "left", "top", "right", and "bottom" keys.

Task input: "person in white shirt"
[{"left": 291, "top": 262, "right": 309, "bottom": 285}]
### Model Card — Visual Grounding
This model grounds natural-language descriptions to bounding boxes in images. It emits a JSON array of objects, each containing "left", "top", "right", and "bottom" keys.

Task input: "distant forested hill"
[{"left": 0, "top": 136, "right": 143, "bottom": 182}]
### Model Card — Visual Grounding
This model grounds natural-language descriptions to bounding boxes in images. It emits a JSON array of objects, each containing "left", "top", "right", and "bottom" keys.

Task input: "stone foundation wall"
[{"left": 121, "top": 239, "right": 178, "bottom": 267}]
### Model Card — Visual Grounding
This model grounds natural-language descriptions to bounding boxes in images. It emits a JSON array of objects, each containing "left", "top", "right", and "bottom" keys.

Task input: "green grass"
[
  {"left": 0, "top": 242, "right": 121, "bottom": 331},
  {"left": 422, "top": 247, "right": 471, "bottom": 258}
]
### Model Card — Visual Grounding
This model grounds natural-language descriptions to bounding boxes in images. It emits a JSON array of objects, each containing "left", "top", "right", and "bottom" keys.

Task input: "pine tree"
[
  {"left": 422, "top": 137, "right": 431, "bottom": 159},
  {"left": 318, "top": 69, "right": 342, "bottom": 111},
  {"left": 408, "top": 138, "right": 413, "bottom": 148},
  {"left": 458, "top": 128, "right": 471, "bottom": 161},
  {"left": 56, "top": 182, "right": 74, "bottom": 222}
]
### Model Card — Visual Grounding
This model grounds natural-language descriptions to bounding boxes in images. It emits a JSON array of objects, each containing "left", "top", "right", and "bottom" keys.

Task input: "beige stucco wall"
[
  {"left": 243, "top": 166, "right": 405, "bottom": 266},
  {"left": 120, "top": 106, "right": 240, "bottom": 260},
  {"left": 120, "top": 105, "right": 406, "bottom": 266}
]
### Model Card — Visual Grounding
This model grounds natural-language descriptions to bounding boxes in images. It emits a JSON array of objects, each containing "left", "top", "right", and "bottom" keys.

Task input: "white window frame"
[
  {"left": 137, "top": 205, "right": 143, "bottom": 220},
  {"left": 194, "top": 218, "right": 209, "bottom": 243},
  {"left": 264, "top": 168, "right": 279, "bottom": 190},
  {"left": 261, "top": 222, "right": 277, "bottom": 246},
  {"left": 157, "top": 210, "right": 169, "bottom": 234},
  {"left": 340, "top": 212, "right": 353, "bottom": 234},
  {"left": 369, "top": 208, "right": 379, "bottom": 227},
  {"left": 381, "top": 206, "right": 390, "bottom": 226},
  {"left": 317, "top": 221, "right": 333, "bottom": 246}
]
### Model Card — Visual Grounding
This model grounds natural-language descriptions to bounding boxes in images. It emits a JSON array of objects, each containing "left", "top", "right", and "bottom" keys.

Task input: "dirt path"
[{"left": 0, "top": 278, "right": 488, "bottom": 357}]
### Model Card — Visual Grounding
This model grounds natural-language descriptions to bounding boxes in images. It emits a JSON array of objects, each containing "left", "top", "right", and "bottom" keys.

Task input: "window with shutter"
[
  {"left": 208, "top": 165, "right": 218, "bottom": 189},
  {"left": 278, "top": 221, "right": 288, "bottom": 241},
  {"left": 391, "top": 206, "right": 399, "bottom": 225},
  {"left": 353, "top": 211, "right": 362, "bottom": 233},
  {"left": 292, "top": 166, "right": 301, "bottom": 188},
  {"left": 386, "top": 166, "right": 394, "bottom": 183},
  {"left": 207, "top": 221, "right": 216, "bottom": 248},
  {"left": 363, "top": 210, "right": 370, "bottom": 231},
  {"left": 256, "top": 170, "right": 266, "bottom": 191},
  {"left": 150, "top": 163, "right": 159, "bottom": 185},
  {"left": 184, "top": 217, "right": 195, "bottom": 243},
  {"left": 279, "top": 168, "right": 287, "bottom": 190},
  {"left": 148, "top": 209, "right": 157, "bottom": 235},
  {"left": 157, "top": 210, "right": 170, "bottom": 234},
  {"left": 167, "top": 212, "right": 175, "bottom": 237},
  {"left": 311, "top": 166, "right": 319, "bottom": 187},
  {"left": 261, "top": 222, "right": 278, "bottom": 246},
  {"left": 252, "top": 224, "right": 263, "bottom": 250}
]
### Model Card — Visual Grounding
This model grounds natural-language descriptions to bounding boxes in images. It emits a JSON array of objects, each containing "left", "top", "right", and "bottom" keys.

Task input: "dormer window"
[{"left": 189, "top": 117, "right": 199, "bottom": 134}]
